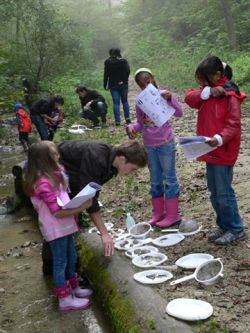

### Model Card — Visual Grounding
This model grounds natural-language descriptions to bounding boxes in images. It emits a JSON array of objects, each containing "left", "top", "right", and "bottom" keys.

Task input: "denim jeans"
[
  {"left": 110, "top": 83, "right": 130, "bottom": 123},
  {"left": 49, "top": 235, "right": 77, "bottom": 288},
  {"left": 30, "top": 114, "right": 50, "bottom": 140},
  {"left": 146, "top": 141, "right": 179, "bottom": 199},
  {"left": 206, "top": 163, "right": 244, "bottom": 233}
]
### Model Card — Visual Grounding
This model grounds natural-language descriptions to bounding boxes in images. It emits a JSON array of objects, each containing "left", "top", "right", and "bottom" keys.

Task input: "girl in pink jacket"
[
  {"left": 25, "top": 141, "right": 92, "bottom": 311},
  {"left": 127, "top": 68, "right": 183, "bottom": 228}
]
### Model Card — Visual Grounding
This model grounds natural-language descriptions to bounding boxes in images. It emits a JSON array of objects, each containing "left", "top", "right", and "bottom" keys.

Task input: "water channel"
[{"left": 0, "top": 142, "right": 113, "bottom": 333}]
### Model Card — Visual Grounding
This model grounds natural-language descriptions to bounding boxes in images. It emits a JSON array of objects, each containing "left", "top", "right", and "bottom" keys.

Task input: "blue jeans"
[
  {"left": 206, "top": 163, "right": 244, "bottom": 233},
  {"left": 110, "top": 84, "right": 130, "bottom": 123},
  {"left": 146, "top": 141, "right": 179, "bottom": 199},
  {"left": 30, "top": 114, "right": 50, "bottom": 140},
  {"left": 49, "top": 235, "right": 77, "bottom": 288}
]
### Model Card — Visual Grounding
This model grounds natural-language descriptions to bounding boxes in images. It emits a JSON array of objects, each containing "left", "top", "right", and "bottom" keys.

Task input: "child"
[
  {"left": 24, "top": 141, "right": 93, "bottom": 311},
  {"left": 126, "top": 68, "right": 183, "bottom": 228},
  {"left": 14, "top": 103, "right": 32, "bottom": 152},
  {"left": 185, "top": 55, "right": 246, "bottom": 245}
]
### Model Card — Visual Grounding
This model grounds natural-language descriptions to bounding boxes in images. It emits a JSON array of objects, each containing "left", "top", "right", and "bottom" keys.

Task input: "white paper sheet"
[
  {"left": 135, "top": 83, "right": 175, "bottom": 127},
  {"left": 179, "top": 136, "right": 216, "bottom": 160},
  {"left": 57, "top": 182, "right": 102, "bottom": 209}
]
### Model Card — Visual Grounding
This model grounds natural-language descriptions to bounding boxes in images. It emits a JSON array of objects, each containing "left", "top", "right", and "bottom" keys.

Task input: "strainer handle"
[{"left": 170, "top": 273, "right": 195, "bottom": 286}]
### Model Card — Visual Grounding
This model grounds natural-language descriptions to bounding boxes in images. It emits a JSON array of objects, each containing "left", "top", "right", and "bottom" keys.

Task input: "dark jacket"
[
  {"left": 58, "top": 140, "right": 118, "bottom": 213},
  {"left": 79, "top": 90, "right": 107, "bottom": 110},
  {"left": 104, "top": 57, "right": 130, "bottom": 89},
  {"left": 30, "top": 97, "right": 57, "bottom": 116}
]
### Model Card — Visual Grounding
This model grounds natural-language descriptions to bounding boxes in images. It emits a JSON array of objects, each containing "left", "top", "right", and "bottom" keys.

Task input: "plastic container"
[
  {"left": 129, "top": 222, "right": 152, "bottom": 239},
  {"left": 126, "top": 213, "right": 136, "bottom": 231}
]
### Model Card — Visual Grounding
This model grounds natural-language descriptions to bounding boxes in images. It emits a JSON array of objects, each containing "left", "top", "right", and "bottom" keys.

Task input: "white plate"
[
  {"left": 134, "top": 269, "right": 173, "bottom": 284},
  {"left": 175, "top": 253, "right": 214, "bottom": 269},
  {"left": 125, "top": 246, "right": 159, "bottom": 259},
  {"left": 114, "top": 238, "right": 144, "bottom": 251},
  {"left": 132, "top": 252, "right": 168, "bottom": 268},
  {"left": 152, "top": 234, "right": 185, "bottom": 247},
  {"left": 166, "top": 298, "right": 213, "bottom": 321},
  {"left": 178, "top": 225, "right": 202, "bottom": 236}
]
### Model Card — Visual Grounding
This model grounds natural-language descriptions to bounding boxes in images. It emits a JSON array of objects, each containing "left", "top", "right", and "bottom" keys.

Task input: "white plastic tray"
[
  {"left": 152, "top": 234, "right": 185, "bottom": 247},
  {"left": 134, "top": 269, "right": 173, "bottom": 284},
  {"left": 132, "top": 252, "right": 168, "bottom": 268},
  {"left": 175, "top": 253, "right": 214, "bottom": 269},
  {"left": 166, "top": 298, "right": 213, "bottom": 321},
  {"left": 125, "top": 246, "right": 159, "bottom": 259}
]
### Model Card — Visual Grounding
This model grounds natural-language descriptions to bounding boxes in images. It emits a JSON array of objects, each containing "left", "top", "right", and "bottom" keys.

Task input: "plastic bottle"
[{"left": 126, "top": 212, "right": 136, "bottom": 231}]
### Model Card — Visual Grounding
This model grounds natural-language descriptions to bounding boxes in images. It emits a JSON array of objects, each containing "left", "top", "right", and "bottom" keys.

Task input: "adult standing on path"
[
  {"left": 104, "top": 48, "right": 131, "bottom": 126},
  {"left": 30, "top": 95, "right": 64, "bottom": 140}
]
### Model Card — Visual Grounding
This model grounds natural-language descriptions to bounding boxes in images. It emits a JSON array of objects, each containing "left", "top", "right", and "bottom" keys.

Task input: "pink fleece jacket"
[
  {"left": 128, "top": 93, "right": 183, "bottom": 147},
  {"left": 31, "top": 176, "right": 78, "bottom": 241}
]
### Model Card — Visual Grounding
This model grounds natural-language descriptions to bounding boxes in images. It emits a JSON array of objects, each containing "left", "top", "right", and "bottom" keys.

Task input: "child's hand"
[
  {"left": 80, "top": 199, "right": 93, "bottom": 210},
  {"left": 126, "top": 126, "right": 137, "bottom": 139},
  {"left": 206, "top": 137, "right": 218, "bottom": 147},
  {"left": 211, "top": 87, "right": 225, "bottom": 98},
  {"left": 161, "top": 90, "right": 172, "bottom": 101}
]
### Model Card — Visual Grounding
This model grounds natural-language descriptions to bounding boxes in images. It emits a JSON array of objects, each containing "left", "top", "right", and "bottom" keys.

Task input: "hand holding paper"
[
  {"left": 179, "top": 136, "right": 217, "bottom": 160},
  {"left": 57, "top": 182, "right": 102, "bottom": 209}
]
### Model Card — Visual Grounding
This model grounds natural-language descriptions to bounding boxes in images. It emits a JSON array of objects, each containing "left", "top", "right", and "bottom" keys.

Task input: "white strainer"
[{"left": 170, "top": 258, "right": 223, "bottom": 286}]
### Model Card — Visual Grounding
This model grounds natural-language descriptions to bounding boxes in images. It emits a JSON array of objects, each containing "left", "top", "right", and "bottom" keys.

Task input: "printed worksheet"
[
  {"left": 135, "top": 83, "right": 175, "bottom": 127},
  {"left": 57, "top": 182, "right": 102, "bottom": 209},
  {"left": 179, "top": 136, "right": 217, "bottom": 160}
]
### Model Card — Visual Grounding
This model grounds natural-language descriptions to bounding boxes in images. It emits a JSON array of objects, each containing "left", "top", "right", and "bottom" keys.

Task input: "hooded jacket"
[{"left": 185, "top": 77, "right": 246, "bottom": 166}]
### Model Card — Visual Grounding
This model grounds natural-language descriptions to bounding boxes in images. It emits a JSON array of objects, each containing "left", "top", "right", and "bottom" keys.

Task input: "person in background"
[
  {"left": 30, "top": 95, "right": 64, "bottom": 140},
  {"left": 25, "top": 141, "right": 93, "bottom": 311},
  {"left": 104, "top": 48, "right": 131, "bottom": 126},
  {"left": 76, "top": 86, "right": 107, "bottom": 128},
  {"left": 126, "top": 68, "right": 183, "bottom": 228},
  {"left": 185, "top": 55, "right": 246, "bottom": 245},
  {"left": 47, "top": 107, "right": 64, "bottom": 141},
  {"left": 14, "top": 102, "right": 32, "bottom": 152}
]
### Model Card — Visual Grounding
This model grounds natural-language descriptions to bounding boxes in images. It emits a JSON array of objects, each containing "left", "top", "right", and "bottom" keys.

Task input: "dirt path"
[{"left": 99, "top": 82, "right": 250, "bottom": 333}]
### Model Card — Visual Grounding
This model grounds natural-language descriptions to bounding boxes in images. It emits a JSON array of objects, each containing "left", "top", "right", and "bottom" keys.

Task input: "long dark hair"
[
  {"left": 24, "top": 141, "right": 66, "bottom": 195},
  {"left": 195, "top": 56, "right": 224, "bottom": 86}
]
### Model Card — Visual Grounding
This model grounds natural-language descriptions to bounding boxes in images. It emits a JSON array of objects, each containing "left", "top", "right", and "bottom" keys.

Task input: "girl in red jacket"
[
  {"left": 14, "top": 103, "right": 32, "bottom": 152},
  {"left": 185, "top": 56, "right": 246, "bottom": 245}
]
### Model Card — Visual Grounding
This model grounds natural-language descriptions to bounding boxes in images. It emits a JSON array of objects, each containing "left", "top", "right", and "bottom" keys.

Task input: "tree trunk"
[{"left": 220, "top": 0, "right": 238, "bottom": 50}]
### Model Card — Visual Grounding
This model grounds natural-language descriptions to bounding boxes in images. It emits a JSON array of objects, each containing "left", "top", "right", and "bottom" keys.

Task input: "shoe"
[
  {"left": 59, "top": 295, "right": 90, "bottom": 311},
  {"left": 72, "top": 286, "right": 93, "bottom": 298},
  {"left": 125, "top": 118, "right": 131, "bottom": 124},
  {"left": 148, "top": 197, "right": 165, "bottom": 226},
  {"left": 115, "top": 122, "right": 120, "bottom": 126},
  {"left": 156, "top": 198, "right": 181, "bottom": 228},
  {"left": 214, "top": 230, "right": 245, "bottom": 245},
  {"left": 208, "top": 228, "right": 225, "bottom": 242}
]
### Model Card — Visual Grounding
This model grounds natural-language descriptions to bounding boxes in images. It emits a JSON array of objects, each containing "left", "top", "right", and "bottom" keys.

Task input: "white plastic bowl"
[{"left": 129, "top": 222, "right": 152, "bottom": 239}]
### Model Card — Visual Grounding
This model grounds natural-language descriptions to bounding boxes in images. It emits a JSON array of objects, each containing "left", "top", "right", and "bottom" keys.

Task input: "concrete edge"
[{"left": 77, "top": 232, "right": 193, "bottom": 333}]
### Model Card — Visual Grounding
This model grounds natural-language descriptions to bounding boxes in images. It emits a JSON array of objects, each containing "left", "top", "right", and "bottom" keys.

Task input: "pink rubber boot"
[
  {"left": 148, "top": 197, "right": 165, "bottom": 226},
  {"left": 156, "top": 198, "right": 181, "bottom": 228},
  {"left": 54, "top": 284, "right": 90, "bottom": 311},
  {"left": 68, "top": 274, "right": 93, "bottom": 298}
]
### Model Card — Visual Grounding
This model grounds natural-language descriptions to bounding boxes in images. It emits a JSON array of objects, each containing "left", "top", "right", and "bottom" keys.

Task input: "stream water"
[{"left": 0, "top": 143, "right": 112, "bottom": 333}]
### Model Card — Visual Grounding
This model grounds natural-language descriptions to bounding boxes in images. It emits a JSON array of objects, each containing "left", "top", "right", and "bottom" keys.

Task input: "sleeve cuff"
[
  {"left": 214, "top": 134, "right": 223, "bottom": 146},
  {"left": 200, "top": 86, "right": 211, "bottom": 100}
]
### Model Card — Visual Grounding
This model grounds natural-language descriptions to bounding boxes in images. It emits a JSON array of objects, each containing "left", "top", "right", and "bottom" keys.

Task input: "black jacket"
[
  {"left": 104, "top": 57, "right": 130, "bottom": 89},
  {"left": 79, "top": 90, "right": 107, "bottom": 110},
  {"left": 30, "top": 97, "right": 56, "bottom": 116},
  {"left": 58, "top": 140, "right": 118, "bottom": 213}
]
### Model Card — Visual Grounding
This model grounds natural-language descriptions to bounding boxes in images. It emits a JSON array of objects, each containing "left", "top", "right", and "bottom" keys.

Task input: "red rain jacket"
[
  {"left": 16, "top": 109, "right": 32, "bottom": 133},
  {"left": 185, "top": 78, "right": 246, "bottom": 166}
]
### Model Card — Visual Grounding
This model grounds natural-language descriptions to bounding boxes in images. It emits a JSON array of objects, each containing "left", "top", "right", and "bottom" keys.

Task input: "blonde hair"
[{"left": 24, "top": 141, "right": 66, "bottom": 195}]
